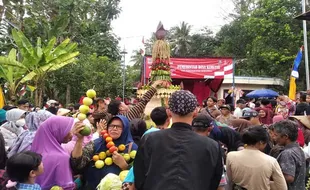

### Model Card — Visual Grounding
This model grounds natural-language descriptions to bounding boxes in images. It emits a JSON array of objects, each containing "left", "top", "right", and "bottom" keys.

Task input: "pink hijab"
[
  {"left": 31, "top": 116, "right": 75, "bottom": 190},
  {"left": 61, "top": 118, "right": 93, "bottom": 154}
]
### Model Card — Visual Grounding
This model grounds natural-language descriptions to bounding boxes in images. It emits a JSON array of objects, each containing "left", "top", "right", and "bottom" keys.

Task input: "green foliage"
[{"left": 49, "top": 54, "right": 126, "bottom": 103}]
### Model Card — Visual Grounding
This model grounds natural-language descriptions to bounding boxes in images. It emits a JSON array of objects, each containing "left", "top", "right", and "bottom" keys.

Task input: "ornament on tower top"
[{"left": 155, "top": 21, "right": 167, "bottom": 40}]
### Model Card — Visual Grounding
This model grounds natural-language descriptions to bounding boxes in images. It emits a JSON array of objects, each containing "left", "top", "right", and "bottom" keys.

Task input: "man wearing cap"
[
  {"left": 193, "top": 113, "right": 244, "bottom": 153},
  {"left": 134, "top": 90, "right": 223, "bottom": 190},
  {"left": 241, "top": 110, "right": 261, "bottom": 126},
  {"left": 216, "top": 104, "right": 236, "bottom": 126}
]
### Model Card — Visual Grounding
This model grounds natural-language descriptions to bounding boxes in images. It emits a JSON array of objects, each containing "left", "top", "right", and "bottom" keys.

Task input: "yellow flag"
[
  {"left": 289, "top": 76, "right": 296, "bottom": 100},
  {"left": 0, "top": 86, "right": 5, "bottom": 109},
  {"left": 26, "top": 85, "right": 36, "bottom": 92}
]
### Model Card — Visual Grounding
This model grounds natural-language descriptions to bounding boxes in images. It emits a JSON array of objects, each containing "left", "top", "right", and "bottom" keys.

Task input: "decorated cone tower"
[{"left": 137, "top": 22, "right": 180, "bottom": 114}]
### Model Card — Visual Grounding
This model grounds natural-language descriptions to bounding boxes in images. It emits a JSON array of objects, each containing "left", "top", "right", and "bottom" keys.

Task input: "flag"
[
  {"left": 18, "top": 85, "right": 26, "bottom": 97},
  {"left": 289, "top": 46, "right": 303, "bottom": 100},
  {"left": 26, "top": 85, "right": 36, "bottom": 92},
  {"left": 0, "top": 86, "right": 5, "bottom": 109}
]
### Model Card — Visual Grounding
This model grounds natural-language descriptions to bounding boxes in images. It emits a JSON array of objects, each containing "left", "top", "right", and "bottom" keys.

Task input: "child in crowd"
[{"left": 6, "top": 151, "right": 43, "bottom": 190}]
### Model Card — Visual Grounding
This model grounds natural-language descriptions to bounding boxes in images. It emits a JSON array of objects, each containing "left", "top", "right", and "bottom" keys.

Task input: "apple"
[
  {"left": 119, "top": 170, "right": 129, "bottom": 182},
  {"left": 123, "top": 153, "right": 130, "bottom": 162},
  {"left": 106, "top": 141, "right": 115, "bottom": 149},
  {"left": 109, "top": 146, "right": 118, "bottom": 153},
  {"left": 98, "top": 152, "right": 106, "bottom": 160},
  {"left": 83, "top": 97, "right": 93, "bottom": 106},
  {"left": 77, "top": 113, "right": 86, "bottom": 121},
  {"left": 104, "top": 157, "right": 113, "bottom": 166},
  {"left": 130, "top": 150, "right": 137, "bottom": 159},
  {"left": 86, "top": 89, "right": 96, "bottom": 98},
  {"left": 95, "top": 160, "right": 104, "bottom": 169},
  {"left": 118, "top": 144, "right": 126, "bottom": 152},
  {"left": 105, "top": 137, "right": 112, "bottom": 143},
  {"left": 79, "top": 105, "right": 90, "bottom": 114}
]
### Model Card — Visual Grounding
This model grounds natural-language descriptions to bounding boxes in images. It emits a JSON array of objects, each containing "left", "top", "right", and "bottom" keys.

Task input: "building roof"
[
  {"left": 223, "top": 76, "right": 284, "bottom": 86},
  {"left": 295, "top": 11, "right": 310, "bottom": 20}
]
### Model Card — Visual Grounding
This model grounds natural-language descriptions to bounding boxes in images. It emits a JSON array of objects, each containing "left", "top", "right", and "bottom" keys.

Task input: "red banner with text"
[{"left": 144, "top": 56, "right": 233, "bottom": 79}]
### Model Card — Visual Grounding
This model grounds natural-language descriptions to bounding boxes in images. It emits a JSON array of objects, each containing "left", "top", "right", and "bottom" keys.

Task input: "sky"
[{"left": 112, "top": 0, "right": 235, "bottom": 65}]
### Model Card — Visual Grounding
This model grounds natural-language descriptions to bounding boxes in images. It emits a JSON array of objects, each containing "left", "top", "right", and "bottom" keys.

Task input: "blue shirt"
[
  {"left": 17, "top": 183, "right": 41, "bottom": 190},
  {"left": 123, "top": 127, "right": 160, "bottom": 183}
]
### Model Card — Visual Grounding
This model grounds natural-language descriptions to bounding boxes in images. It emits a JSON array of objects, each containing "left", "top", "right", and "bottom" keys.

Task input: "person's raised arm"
[{"left": 126, "top": 80, "right": 168, "bottom": 120}]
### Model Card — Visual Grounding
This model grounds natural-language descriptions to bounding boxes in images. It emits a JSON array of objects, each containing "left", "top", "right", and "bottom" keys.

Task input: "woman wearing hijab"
[
  {"left": 0, "top": 109, "right": 26, "bottom": 151},
  {"left": 8, "top": 110, "right": 54, "bottom": 157},
  {"left": 71, "top": 115, "right": 138, "bottom": 190},
  {"left": 255, "top": 107, "right": 273, "bottom": 125},
  {"left": 31, "top": 116, "right": 77, "bottom": 190}
]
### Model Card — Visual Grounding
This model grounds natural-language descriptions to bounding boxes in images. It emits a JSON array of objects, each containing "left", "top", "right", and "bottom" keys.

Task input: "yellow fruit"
[
  {"left": 86, "top": 89, "right": 96, "bottom": 98},
  {"left": 83, "top": 97, "right": 93, "bottom": 106},
  {"left": 77, "top": 113, "right": 86, "bottom": 121},
  {"left": 104, "top": 157, "right": 113, "bottom": 165},
  {"left": 106, "top": 150, "right": 112, "bottom": 156},
  {"left": 118, "top": 144, "right": 126, "bottom": 152},
  {"left": 93, "top": 155, "right": 99, "bottom": 162},
  {"left": 119, "top": 170, "right": 129, "bottom": 182},
  {"left": 130, "top": 150, "right": 137, "bottom": 159},
  {"left": 79, "top": 125, "right": 91, "bottom": 136},
  {"left": 123, "top": 153, "right": 130, "bottom": 162},
  {"left": 79, "top": 105, "right": 90, "bottom": 114},
  {"left": 95, "top": 160, "right": 104, "bottom": 169},
  {"left": 98, "top": 152, "right": 106, "bottom": 160},
  {"left": 50, "top": 186, "right": 62, "bottom": 190}
]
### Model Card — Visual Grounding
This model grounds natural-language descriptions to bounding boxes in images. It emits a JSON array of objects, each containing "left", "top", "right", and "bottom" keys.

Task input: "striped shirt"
[{"left": 124, "top": 87, "right": 157, "bottom": 121}]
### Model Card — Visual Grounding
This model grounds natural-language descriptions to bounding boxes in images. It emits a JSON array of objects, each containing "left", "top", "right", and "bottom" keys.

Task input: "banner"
[{"left": 144, "top": 56, "right": 233, "bottom": 79}]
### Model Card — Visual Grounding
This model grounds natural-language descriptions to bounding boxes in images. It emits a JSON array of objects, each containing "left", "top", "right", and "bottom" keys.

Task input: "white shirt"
[{"left": 234, "top": 107, "right": 243, "bottom": 118}]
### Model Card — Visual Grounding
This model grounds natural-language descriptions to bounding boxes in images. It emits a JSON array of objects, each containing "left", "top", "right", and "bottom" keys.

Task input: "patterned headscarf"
[
  {"left": 8, "top": 110, "right": 54, "bottom": 157},
  {"left": 168, "top": 90, "right": 198, "bottom": 116}
]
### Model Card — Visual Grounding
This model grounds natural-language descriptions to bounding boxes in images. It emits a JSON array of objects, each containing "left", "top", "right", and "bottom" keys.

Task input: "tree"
[
  {"left": 0, "top": 49, "right": 27, "bottom": 101},
  {"left": 4, "top": 30, "right": 79, "bottom": 106},
  {"left": 188, "top": 27, "right": 218, "bottom": 57},
  {"left": 169, "top": 21, "right": 192, "bottom": 56}
]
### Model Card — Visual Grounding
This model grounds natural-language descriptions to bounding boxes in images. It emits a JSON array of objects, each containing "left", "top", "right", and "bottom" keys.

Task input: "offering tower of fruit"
[
  {"left": 137, "top": 22, "right": 180, "bottom": 113},
  {"left": 150, "top": 22, "right": 171, "bottom": 82}
]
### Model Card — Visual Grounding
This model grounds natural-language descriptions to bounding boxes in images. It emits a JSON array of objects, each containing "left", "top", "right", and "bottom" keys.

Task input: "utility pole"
[
  {"left": 121, "top": 48, "right": 128, "bottom": 101},
  {"left": 302, "top": 0, "right": 310, "bottom": 89}
]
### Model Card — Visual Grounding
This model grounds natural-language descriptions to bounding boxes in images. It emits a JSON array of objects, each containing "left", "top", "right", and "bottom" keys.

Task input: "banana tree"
[
  {"left": 6, "top": 29, "right": 80, "bottom": 106},
  {"left": 0, "top": 48, "right": 27, "bottom": 102}
]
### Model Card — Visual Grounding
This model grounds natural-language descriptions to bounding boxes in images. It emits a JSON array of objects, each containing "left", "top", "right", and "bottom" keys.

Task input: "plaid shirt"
[{"left": 17, "top": 183, "right": 41, "bottom": 190}]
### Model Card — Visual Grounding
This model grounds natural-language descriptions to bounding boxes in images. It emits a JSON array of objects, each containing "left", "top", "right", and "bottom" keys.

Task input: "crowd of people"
[{"left": 0, "top": 83, "right": 310, "bottom": 190}]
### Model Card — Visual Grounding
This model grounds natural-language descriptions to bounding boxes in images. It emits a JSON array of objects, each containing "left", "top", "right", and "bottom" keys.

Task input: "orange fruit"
[
  {"left": 118, "top": 144, "right": 126, "bottom": 152},
  {"left": 93, "top": 155, "right": 99, "bottom": 162},
  {"left": 105, "top": 137, "right": 112, "bottom": 143}
]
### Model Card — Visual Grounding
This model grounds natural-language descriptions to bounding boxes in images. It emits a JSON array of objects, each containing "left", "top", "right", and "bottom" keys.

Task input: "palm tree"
[
  {"left": 130, "top": 50, "right": 143, "bottom": 70},
  {"left": 170, "top": 21, "right": 192, "bottom": 56}
]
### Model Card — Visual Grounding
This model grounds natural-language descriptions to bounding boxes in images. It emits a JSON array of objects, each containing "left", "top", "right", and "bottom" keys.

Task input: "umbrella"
[{"left": 246, "top": 89, "right": 279, "bottom": 98}]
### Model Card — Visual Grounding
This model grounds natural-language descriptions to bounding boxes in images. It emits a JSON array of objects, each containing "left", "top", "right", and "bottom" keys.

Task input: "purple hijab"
[{"left": 31, "top": 116, "right": 75, "bottom": 190}]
